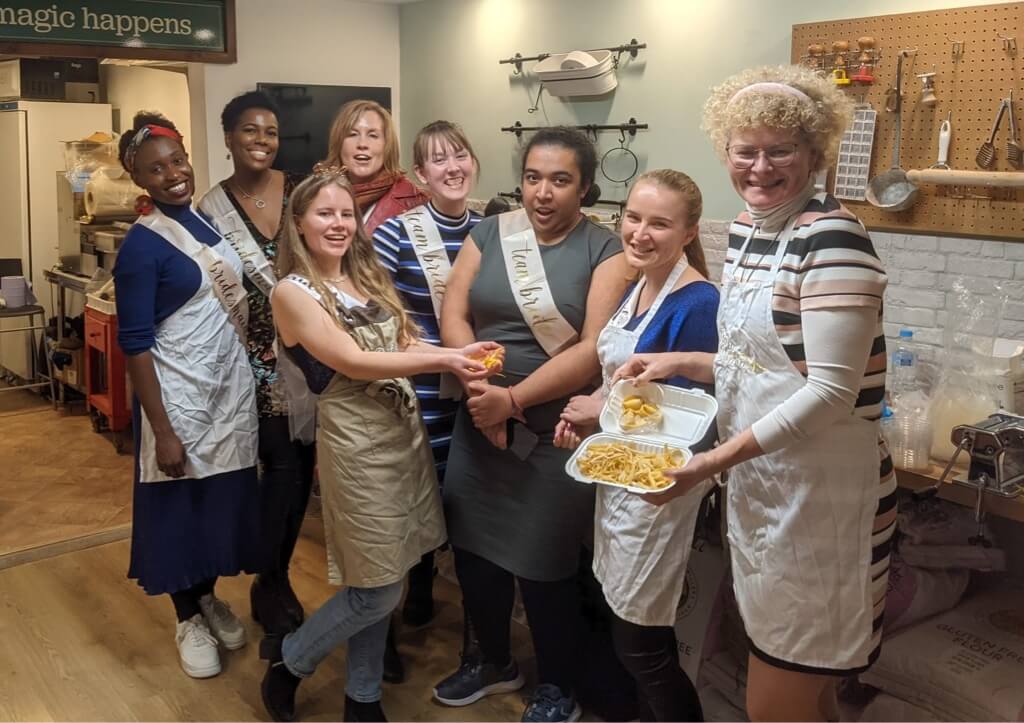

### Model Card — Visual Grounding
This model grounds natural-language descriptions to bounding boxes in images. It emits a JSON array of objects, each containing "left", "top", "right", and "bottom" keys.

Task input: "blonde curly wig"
[{"left": 702, "top": 65, "right": 854, "bottom": 171}]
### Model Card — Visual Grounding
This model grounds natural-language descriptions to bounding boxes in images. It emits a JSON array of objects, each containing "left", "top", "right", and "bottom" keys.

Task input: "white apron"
[
  {"left": 135, "top": 208, "right": 258, "bottom": 483},
  {"left": 592, "top": 256, "right": 714, "bottom": 626},
  {"left": 715, "top": 220, "right": 880, "bottom": 670}
]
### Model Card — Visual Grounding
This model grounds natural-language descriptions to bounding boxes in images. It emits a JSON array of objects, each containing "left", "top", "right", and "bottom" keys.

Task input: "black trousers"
[
  {"left": 610, "top": 614, "right": 704, "bottom": 722},
  {"left": 454, "top": 546, "right": 581, "bottom": 694},
  {"left": 256, "top": 415, "right": 315, "bottom": 579},
  {"left": 170, "top": 578, "right": 216, "bottom": 622}
]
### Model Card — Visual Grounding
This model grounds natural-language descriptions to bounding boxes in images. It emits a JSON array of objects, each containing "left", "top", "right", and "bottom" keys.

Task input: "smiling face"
[
  {"left": 521, "top": 144, "right": 586, "bottom": 241},
  {"left": 130, "top": 136, "right": 193, "bottom": 205},
  {"left": 225, "top": 107, "right": 279, "bottom": 173},
  {"left": 340, "top": 110, "right": 386, "bottom": 183},
  {"left": 621, "top": 180, "right": 695, "bottom": 273},
  {"left": 726, "top": 126, "right": 817, "bottom": 210},
  {"left": 414, "top": 137, "right": 476, "bottom": 207},
  {"left": 296, "top": 183, "right": 358, "bottom": 266}
]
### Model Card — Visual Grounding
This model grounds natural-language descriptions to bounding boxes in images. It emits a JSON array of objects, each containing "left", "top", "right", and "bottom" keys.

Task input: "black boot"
[
  {"left": 343, "top": 695, "right": 387, "bottom": 722},
  {"left": 260, "top": 635, "right": 301, "bottom": 722},
  {"left": 402, "top": 552, "right": 435, "bottom": 628},
  {"left": 382, "top": 623, "right": 404, "bottom": 684},
  {"left": 278, "top": 575, "right": 305, "bottom": 629},
  {"left": 252, "top": 576, "right": 298, "bottom": 635}
]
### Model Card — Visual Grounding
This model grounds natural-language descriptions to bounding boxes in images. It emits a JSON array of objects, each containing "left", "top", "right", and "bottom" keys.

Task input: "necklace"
[
  {"left": 233, "top": 175, "right": 272, "bottom": 209},
  {"left": 324, "top": 275, "right": 347, "bottom": 283}
]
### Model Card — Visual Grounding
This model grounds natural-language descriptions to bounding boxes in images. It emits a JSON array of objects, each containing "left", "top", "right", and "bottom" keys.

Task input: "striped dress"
[
  {"left": 372, "top": 203, "right": 481, "bottom": 483},
  {"left": 727, "top": 193, "right": 897, "bottom": 670}
]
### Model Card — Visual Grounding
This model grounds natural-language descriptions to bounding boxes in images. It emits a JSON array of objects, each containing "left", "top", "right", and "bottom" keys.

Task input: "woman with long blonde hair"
[{"left": 260, "top": 169, "right": 501, "bottom": 722}]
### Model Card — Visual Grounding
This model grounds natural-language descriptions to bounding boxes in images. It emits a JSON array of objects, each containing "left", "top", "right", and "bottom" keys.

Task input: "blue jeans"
[{"left": 282, "top": 580, "right": 403, "bottom": 702}]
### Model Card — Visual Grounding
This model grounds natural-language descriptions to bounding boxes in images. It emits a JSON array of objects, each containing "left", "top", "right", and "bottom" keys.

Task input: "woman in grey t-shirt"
[{"left": 435, "top": 128, "right": 628, "bottom": 722}]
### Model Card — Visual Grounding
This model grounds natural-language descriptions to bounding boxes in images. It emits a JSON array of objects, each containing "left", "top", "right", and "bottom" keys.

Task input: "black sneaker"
[
  {"left": 432, "top": 658, "right": 525, "bottom": 707},
  {"left": 521, "top": 684, "right": 581, "bottom": 723}
]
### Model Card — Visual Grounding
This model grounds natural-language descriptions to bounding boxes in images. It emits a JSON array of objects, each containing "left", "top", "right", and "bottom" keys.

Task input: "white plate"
[
  {"left": 565, "top": 432, "right": 687, "bottom": 495},
  {"left": 600, "top": 380, "right": 717, "bottom": 446}
]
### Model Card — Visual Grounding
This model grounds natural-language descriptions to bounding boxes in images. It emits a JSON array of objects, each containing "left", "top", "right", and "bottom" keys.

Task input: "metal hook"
[
  {"left": 618, "top": 128, "right": 627, "bottom": 145},
  {"left": 997, "top": 33, "right": 1018, "bottom": 56},
  {"left": 946, "top": 35, "right": 964, "bottom": 61}
]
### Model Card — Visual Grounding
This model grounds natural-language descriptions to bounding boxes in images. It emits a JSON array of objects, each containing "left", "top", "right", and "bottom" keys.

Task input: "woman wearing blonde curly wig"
[{"left": 615, "top": 66, "right": 895, "bottom": 721}]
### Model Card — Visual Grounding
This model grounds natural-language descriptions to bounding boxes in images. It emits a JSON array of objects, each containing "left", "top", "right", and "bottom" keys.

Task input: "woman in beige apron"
[
  {"left": 616, "top": 68, "right": 896, "bottom": 721},
  {"left": 554, "top": 170, "right": 719, "bottom": 721},
  {"left": 259, "top": 170, "right": 500, "bottom": 723}
]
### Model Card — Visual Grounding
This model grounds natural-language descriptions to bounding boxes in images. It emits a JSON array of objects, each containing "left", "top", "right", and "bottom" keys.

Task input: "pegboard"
[{"left": 792, "top": 2, "right": 1023, "bottom": 240}]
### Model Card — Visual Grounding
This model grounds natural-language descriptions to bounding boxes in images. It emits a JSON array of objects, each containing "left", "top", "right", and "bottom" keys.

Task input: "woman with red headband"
[{"left": 113, "top": 111, "right": 261, "bottom": 680}]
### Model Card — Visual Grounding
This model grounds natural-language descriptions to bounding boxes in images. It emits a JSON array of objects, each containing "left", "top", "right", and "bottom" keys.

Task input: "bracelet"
[{"left": 507, "top": 385, "right": 525, "bottom": 417}]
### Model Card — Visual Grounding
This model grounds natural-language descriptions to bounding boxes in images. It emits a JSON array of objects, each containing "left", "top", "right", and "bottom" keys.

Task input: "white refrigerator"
[{"left": 0, "top": 100, "right": 112, "bottom": 379}]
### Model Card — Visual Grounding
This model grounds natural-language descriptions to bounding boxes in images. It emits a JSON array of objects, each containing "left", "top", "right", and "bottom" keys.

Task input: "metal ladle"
[{"left": 866, "top": 51, "right": 920, "bottom": 211}]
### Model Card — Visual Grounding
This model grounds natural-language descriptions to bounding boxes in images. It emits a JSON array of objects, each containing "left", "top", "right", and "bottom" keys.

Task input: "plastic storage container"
[{"left": 565, "top": 379, "right": 718, "bottom": 494}]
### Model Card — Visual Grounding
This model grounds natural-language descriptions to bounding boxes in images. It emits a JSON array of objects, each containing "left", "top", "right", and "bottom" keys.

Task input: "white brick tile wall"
[{"left": 697, "top": 220, "right": 1024, "bottom": 357}]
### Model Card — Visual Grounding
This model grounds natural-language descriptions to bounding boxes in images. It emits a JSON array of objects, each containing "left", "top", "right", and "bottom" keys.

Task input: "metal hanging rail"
[
  {"left": 498, "top": 188, "right": 627, "bottom": 211},
  {"left": 499, "top": 39, "right": 646, "bottom": 74},
  {"left": 500, "top": 118, "right": 648, "bottom": 139}
]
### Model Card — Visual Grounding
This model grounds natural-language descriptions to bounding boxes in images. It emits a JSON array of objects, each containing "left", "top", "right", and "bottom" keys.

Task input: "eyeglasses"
[{"left": 726, "top": 143, "right": 801, "bottom": 169}]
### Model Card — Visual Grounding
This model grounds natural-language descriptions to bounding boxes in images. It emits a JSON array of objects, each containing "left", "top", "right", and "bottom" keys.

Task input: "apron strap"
[{"left": 138, "top": 207, "right": 249, "bottom": 345}]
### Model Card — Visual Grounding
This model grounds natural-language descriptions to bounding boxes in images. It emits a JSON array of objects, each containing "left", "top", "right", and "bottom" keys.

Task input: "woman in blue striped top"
[{"left": 372, "top": 119, "right": 482, "bottom": 650}]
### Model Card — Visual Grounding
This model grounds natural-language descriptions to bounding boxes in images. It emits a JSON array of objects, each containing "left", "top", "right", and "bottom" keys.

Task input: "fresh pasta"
[
  {"left": 620, "top": 394, "right": 663, "bottom": 431},
  {"left": 471, "top": 346, "right": 505, "bottom": 371},
  {"left": 577, "top": 442, "right": 686, "bottom": 490}
]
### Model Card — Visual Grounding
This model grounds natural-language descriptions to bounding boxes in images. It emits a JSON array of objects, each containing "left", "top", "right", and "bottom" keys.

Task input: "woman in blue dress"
[{"left": 113, "top": 111, "right": 261, "bottom": 680}]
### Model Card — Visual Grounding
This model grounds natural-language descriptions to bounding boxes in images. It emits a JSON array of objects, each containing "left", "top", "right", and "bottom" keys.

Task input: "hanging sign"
[{"left": 0, "top": 0, "right": 235, "bottom": 63}]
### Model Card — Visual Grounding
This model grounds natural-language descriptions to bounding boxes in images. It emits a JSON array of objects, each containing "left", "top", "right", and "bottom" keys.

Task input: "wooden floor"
[
  {"left": 0, "top": 525, "right": 537, "bottom": 722},
  {"left": 0, "top": 389, "right": 133, "bottom": 562}
]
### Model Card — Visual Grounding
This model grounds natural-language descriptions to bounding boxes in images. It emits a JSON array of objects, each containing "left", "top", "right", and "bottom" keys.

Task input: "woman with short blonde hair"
[{"left": 616, "top": 65, "right": 895, "bottom": 721}]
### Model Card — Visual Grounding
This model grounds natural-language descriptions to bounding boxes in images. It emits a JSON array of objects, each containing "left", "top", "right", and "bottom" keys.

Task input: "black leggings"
[
  {"left": 610, "top": 615, "right": 704, "bottom": 722},
  {"left": 454, "top": 546, "right": 581, "bottom": 694},
  {"left": 257, "top": 415, "right": 315, "bottom": 579},
  {"left": 170, "top": 578, "right": 216, "bottom": 622}
]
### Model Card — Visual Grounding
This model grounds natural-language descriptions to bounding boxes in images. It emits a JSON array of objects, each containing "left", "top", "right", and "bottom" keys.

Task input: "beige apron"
[{"left": 284, "top": 275, "right": 446, "bottom": 587}]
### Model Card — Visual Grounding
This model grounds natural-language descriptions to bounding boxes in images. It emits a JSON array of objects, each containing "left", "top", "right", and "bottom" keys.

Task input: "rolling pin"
[{"left": 906, "top": 169, "right": 1024, "bottom": 187}]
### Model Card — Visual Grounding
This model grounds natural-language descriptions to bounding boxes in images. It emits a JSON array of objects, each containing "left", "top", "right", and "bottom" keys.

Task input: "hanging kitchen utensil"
[
  {"left": 930, "top": 112, "right": 952, "bottom": 169},
  {"left": 866, "top": 51, "right": 919, "bottom": 211},
  {"left": 917, "top": 71, "right": 937, "bottom": 106},
  {"left": 976, "top": 99, "right": 1007, "bottom": 169},
  {"left": 834, "top": 104, "right": 877, "bottom": 200},
  {"left": 1006, "top": 90, "right": 1022, "bottom": 169}
]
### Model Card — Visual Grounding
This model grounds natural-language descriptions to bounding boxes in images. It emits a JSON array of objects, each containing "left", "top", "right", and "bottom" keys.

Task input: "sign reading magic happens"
[{"left": 0, "top": 0, "right": 235, "bottom": 62}]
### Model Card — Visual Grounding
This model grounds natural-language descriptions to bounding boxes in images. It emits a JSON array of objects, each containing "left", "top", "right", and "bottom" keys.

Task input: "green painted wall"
[{"left": 398, "top": 0, "right": 1013, "bottom": 219}]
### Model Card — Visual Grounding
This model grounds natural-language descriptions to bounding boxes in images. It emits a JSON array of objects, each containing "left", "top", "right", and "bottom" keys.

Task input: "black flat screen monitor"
[{"left": 257, "top": 82, "right": 392, "bottom": 176}]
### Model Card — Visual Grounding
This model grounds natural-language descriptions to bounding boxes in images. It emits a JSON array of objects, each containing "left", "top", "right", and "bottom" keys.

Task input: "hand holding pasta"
[{"left": 577, "top": 442, "right": 686, "bottom": 490}]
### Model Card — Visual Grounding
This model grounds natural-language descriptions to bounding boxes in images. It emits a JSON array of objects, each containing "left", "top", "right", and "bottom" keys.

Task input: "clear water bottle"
[{"left": 891, "top": 328, "right": 918, "bottom": 394}]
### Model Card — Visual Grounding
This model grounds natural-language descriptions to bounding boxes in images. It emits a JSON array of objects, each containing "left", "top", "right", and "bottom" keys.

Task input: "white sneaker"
[
  {"left": 175, "top": 614, "right": 221, "bottom": 678},
  {"left": 199, "top": 593, "right": 247, "bottom": 650}
]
